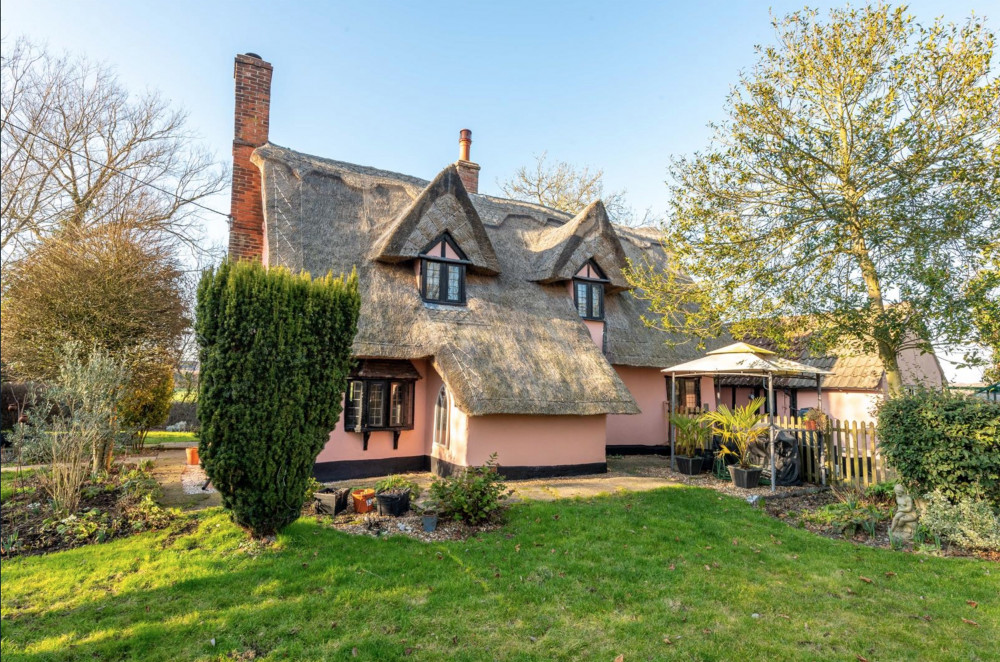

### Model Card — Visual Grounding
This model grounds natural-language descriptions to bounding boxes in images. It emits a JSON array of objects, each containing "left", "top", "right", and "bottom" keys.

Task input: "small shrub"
[
  {"left": 801, "top": 485, "right": 889, "bottom": 538},
  {"left": 375, "top": 475, "right": 421, "bottom": 499},
  {"left": 429, "top": 454, "right": 513, "bottom": 525},
  {"left": 302, "top": 477, "right": 324, "bottom": 502},
  {"left": 877, "top": 389, "right": 1000, "bottom": 503},
  {"left": 864, "top": 481, "right": 898, "bottom": 505},
  {"left": 120, "top": 360, "right": 174, "bottom": 451},
  {"left": 920, "top": 489, "right": 1000, "bottom": 551}
]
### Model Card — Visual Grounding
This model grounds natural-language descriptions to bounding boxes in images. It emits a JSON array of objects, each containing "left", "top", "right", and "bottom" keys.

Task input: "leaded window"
[{"left": 420, "top": 232, "right": 467, "bottom": 305}]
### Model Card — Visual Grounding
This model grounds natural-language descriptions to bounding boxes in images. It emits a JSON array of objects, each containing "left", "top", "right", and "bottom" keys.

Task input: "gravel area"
[{"left": 180, "top": 464, "right": 215, "bottom": 495}]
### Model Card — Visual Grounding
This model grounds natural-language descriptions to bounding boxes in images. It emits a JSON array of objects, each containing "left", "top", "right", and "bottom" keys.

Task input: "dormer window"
[
  {"left": 573, "top": 259, "right": 608, "bottom": 321},
  {"left": 420, "top": 233, "right": 468, "bottom": 305}
]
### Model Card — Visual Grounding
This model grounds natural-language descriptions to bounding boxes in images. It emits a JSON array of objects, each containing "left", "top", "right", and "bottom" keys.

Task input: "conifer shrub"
[{"left": 196, "top": 260, "right": 359, "bottom": 537}]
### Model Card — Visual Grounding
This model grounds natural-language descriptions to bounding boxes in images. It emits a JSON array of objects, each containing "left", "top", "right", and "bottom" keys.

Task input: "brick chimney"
[
  {"left": 228, "top": 53, "right": 273, "bottom": 261},
  {"left": 455, "top": 128, "right": 480, "bottom": 194}
]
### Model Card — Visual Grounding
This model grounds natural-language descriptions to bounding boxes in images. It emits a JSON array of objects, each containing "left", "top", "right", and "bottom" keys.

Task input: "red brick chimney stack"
[
  {"left": 228, "top": 53, "right": 273, "bottom": 261},
  {"left": 455, "top": 128, "right": 480, "bottom": 194}
]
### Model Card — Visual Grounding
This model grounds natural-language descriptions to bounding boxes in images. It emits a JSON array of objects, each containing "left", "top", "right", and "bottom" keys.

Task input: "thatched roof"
[
  {"left": 369, "top": 166, "right": 501, "bottom": 275},
  {"left": 252, "top": 143, "right": 708, "bottom": 416},
  {"left": 527, "top": 201, "right": 631, "bottom": 292}
]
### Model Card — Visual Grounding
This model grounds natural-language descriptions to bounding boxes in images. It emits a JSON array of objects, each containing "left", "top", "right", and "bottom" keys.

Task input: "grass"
[
  {"left": 1, "top": 469, "right": 36, "bottom": 502},
  {"left": 143, "top": 431, "right": 197, "bottom": 446},
  {"left": 1, "top": 487, "right": 996, "bottom": 661}
]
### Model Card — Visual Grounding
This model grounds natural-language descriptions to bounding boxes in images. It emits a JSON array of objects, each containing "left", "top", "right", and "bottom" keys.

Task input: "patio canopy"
[{"left": 661, "top": 342, "right": 832, "bottom": 492}]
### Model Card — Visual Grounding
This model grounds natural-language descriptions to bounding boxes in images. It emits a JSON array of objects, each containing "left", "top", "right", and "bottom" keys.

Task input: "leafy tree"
[
  {"left": 196, "top": 260, "right": 360, "bottom": 538},
  {"left": 627, "top": 5, "right": 998, "bottom": 394},
  {"left": 500, "top": 152, "right": 652, "bottom": 226}
]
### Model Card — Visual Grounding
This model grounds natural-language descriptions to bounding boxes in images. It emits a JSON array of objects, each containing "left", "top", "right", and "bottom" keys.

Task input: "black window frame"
[
  {"left": 343, "top": 378, "right": 416, "bottom": 433},
  {"left": 573, "top": 260, "right": 608, "bottom": 321},
  {"left": 420, "top": 232, "right": 470, "bottom": 306}
]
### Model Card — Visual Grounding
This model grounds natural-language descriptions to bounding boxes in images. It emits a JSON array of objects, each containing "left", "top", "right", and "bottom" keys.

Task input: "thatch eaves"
[
  {"left": 250, "top": 142, "right": 718, "bottom": 415},
  {"left": 527, "top": 200, "right": 631, "bottom": 293},
  {"left": 369, "top": 165, "right": 501, "bottom": 275}
]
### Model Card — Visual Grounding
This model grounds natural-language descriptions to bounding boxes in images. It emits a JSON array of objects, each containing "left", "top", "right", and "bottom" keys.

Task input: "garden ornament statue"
[{"left": 889, "top": 484, "right": 918, "bottom": 542}]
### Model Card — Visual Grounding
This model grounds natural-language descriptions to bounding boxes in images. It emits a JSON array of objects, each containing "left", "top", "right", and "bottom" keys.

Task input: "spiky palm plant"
[{"left": 700, "top": 397, "right": 769, "bottom": 468}]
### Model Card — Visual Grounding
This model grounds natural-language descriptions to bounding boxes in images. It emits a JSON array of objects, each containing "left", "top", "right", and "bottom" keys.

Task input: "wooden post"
[{"left": 816, "top": 373, "right": 826, "bottom": 485}]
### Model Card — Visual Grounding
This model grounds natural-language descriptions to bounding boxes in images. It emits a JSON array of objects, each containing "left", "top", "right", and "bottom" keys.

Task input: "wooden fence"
[{"left": 772, "top": 415, "right": 894, "bottom": 488}]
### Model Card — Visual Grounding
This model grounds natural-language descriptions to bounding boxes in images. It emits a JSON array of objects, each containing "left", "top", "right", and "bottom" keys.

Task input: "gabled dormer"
[
  {"left": 573, "top": 259, "right": 609, "bottom": 321},
  {"left": 418, "top": 231, "right": 469, "bottom": 305},
  {"left": 529, "top": 200, "right": 630, "bottom": 293},
  {"left": 370, "top": 164, "right": 500, "bottom": 276}
]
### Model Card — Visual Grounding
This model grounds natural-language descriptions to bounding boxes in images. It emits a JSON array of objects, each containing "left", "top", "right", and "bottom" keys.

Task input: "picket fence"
[{"left": 772, "top": 415, "right": 894, "bottom": 488}]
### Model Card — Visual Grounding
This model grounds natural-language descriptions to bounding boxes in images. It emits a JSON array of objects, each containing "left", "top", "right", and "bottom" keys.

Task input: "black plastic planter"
[
  {"left": 315, "top": 487, "right": 350, "bottom": 515},
  {"left": 675, "top": 455, "right": 704, "bottom": 476},
  {"left": 375, "top": 490, "right": 410, "bottom": 517},
  {"left": 728, "top": 465, "right": 763, "bottom": 489}
]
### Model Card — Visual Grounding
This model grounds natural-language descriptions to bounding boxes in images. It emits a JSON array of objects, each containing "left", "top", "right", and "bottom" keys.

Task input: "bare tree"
[
  {"left": 1, "top": 37, "right": 227, "bottom": 266},
  {"left": 499, "top": 152, "right": 655, "bottom": 226}
]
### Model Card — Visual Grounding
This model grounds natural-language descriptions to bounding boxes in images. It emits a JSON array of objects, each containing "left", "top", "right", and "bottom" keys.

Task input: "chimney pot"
[{"left": 456, "top": 128, "right": 479, "bottom": 194}]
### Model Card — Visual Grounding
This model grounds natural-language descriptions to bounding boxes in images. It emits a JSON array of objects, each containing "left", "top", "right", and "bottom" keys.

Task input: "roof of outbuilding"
[{"left": 251, "top": 143, "right": 713, "bottom": 416}]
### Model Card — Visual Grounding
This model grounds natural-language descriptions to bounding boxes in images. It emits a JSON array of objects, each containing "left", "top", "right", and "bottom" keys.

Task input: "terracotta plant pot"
[
  {"left": 805, "top": 420, "right": 818, "bottom": 431},
  {"left": 352, "top": 488, "right": 376, "bottom": 514},
  {"left": 185, "top": 447, "right": 199, "bottom": 465},
  {"left": 728, "top": 465, "right": 763, "bottom": 489}
]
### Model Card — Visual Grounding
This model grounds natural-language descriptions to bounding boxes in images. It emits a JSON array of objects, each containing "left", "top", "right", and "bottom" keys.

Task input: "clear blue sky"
[{"left": 2, "top": 0, "right": 993, "bottom": 380}]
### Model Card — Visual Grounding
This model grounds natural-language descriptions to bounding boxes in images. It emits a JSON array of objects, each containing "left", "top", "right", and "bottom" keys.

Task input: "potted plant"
[
  {"left": 701, "top": 397, "right": 770, "bottom": 489},
  {"left": 315, "top": 486, "right": 350, "bottom": 515},
  {"left": 802, "top": 408, "right": 829, "bottom": 431},
  {"left": 669, "top": 413, "right": 708, "bottom": 475},
  {"left": 420, "top": 501, "right": 440, "bottom": 532},
  {"left": 374, "top": 475, "right": 420, "bottom": 517},
  {"left": 351, "top": 487, "right": 376, "bottom": 514}
]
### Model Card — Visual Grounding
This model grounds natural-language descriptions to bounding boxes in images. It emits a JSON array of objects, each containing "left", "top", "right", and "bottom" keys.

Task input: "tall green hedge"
[
  {"left": 877, "top": 389, "right": 1000, "bottom": 504},
  {"left": 196, "top": 260, "right": 359, "bottom": 537}
]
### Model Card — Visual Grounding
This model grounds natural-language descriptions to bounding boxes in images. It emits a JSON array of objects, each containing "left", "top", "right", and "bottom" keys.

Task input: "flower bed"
[{"left": 1, "top": 464, "right": 176, "bottom": 557}]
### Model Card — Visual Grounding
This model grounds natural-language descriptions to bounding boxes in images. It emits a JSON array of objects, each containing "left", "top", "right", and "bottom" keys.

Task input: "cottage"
[
  {"left": 225, "top": 54, "right": 945, "bottom": 480},
  {"left": 227, "top": 54, "right": 704, "bottom": 480}
]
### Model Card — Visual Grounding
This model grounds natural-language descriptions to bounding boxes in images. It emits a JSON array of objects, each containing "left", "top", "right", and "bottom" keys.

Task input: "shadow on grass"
[{"left": 2, "top": 488, "right": 996, "bottom": 662}]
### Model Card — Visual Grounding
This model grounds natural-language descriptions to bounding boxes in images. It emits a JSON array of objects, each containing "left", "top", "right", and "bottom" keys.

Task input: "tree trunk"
[
  {"left": 852, "top": 227, "right": 905, "bottom": 397},
  {"left": 876, "top": 340, "right": 904, "bottom": 397}
]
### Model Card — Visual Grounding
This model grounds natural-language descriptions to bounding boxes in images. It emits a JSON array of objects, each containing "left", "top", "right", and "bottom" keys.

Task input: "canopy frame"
[{"left": 662, "top": 343, "right": 831, "bottom": 492}]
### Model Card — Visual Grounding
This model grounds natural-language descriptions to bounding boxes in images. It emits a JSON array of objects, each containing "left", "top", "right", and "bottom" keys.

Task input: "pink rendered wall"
[
  {"left": 465, "top": 414, "right": 607, "bottom": 467},
  {"left": 315, "top": 359, "right": 431, "bottom": 463},
  {"left": 898, "top": 347, "right": 945, "bottom": 387},
  {"left": 584, "top": 319, "right": 604, "bottom": 347},
  {"left": 608, "top": 366, "right": 667, "bottom": 446}
]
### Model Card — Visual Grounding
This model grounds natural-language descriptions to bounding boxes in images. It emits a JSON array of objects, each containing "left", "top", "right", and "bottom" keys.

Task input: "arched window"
[{"left": 433, "top": 385, "right": 450, "bottom": 448}]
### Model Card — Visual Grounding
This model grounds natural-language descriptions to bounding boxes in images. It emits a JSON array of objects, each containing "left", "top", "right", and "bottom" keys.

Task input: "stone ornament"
[{"left": 889, "top": 483, "right": 919, "bottom": 542}]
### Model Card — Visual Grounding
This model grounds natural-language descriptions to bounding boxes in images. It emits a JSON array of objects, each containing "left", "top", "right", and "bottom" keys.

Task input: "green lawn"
[
  {"left": 1, "top": 470, "right": 35, "bottom": 502},
  {"left": 1, "top": 487, "right": 995, "bottom": 661},
  {"left": 143, "top": 431, "right": 198, "bottom": 446}
]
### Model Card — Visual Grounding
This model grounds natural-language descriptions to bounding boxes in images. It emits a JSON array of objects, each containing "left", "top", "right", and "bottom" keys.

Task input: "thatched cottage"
[{"left": 226, "top": 54, "right": 945, "bottom": 480}]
